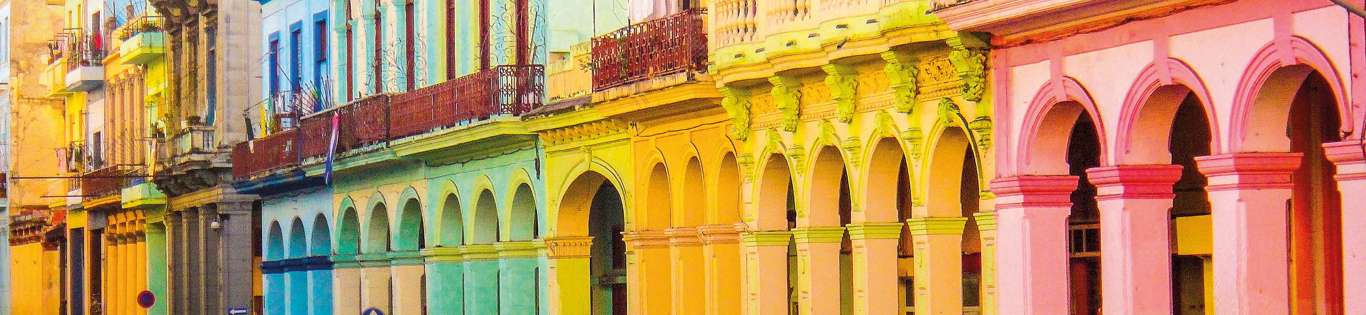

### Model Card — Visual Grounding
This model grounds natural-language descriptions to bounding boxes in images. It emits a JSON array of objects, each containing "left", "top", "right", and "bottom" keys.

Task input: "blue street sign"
[
  {"left": 227, "top": 307, "right": 249, "bottom": 315},
  {"left": 362, "top": 307, "right": 386, "bottom": 315}
]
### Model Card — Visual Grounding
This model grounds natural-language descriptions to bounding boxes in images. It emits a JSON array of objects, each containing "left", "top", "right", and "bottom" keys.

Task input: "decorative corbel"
[
  {"left": 719, "top": 86, "right": 753, "bottom": 141},
  {"left": 969, "top": 116, "right": 993, "bottom": 154},
  {"left": 738, "top": 153, "right": 756, "bottom": 184},
  {"left": 823, "top": 64, "right": 859, "bottom": 122},
  {"left": 937, "top": 97, "right": 962, "bottom": 127},
  {"left": 949, "top": 48, "right": 987, "bottom": 103},
  {"left": 769, "top": 76, "right": 803, "bottom": 132},
  {"left": 881, "top": 51, "right": 918, "bottom": 113},
  {"left": 903, "top": 127, "right": 924, "bottom": 163}
]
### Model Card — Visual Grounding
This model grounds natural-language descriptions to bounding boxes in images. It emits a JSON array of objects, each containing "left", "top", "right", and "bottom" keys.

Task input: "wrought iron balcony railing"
[
  {"left": 81, "top": 165, "right": 142, "bottom": 198},
  {"left": 233, "top": 65, "right": 545, "bottom": 180},
  {"left": 114, "top": 15, "right": 165, "bottom": 42},
  {"left": 158, "top": 124, "right": 217, "bottom": 171},
  {"left": 591, "top": 10, "right": 708, "bottom": 91}
]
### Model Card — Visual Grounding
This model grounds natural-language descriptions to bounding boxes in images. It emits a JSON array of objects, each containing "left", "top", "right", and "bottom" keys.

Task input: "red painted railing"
[
  {"left": 591, "top": 10, "right": 707, "bottom": 91},
  {"left": 233, "top": 66, "right": 545, "bottom": 180},
  {"left": 81, "top": 166, "right": 137, "bottom": 198}
]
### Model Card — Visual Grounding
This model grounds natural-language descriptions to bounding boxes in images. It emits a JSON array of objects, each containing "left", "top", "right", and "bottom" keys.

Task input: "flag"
[{"left": 325, "top": 111, "right": 340, "bottom": 184}]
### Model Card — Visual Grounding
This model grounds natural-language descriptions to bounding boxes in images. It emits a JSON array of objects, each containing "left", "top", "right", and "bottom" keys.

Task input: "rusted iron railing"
[
  {"left": 234, "top": 65, "right": 544, "bottom": 180},
  {"left": 591, "top": 10, "right": 707, "bottom": 91}
]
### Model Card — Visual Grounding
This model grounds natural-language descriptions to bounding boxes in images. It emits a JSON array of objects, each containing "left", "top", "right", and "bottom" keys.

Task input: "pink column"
[
  {"left": 1325, "top": 141, "right": 1366, "bottom": 314},
  {"left": 989, "top": 176, "right": 1077, "bottom": 315},
  {"left": 1086, "top": 165, "right": 1183, "bottom": 315},
  {"left": 1195, "top": 153, "right": 1302, "bottom": 314}
]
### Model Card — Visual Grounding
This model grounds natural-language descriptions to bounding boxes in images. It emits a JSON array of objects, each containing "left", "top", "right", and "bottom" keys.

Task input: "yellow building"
[{"left": 537, "top": 1, "right": 996, "bottom": 314}]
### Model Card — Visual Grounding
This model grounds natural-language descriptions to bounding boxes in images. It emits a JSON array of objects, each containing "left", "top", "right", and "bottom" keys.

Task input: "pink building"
[{"left": 936, "top": 0, "right": 1366, "bottom": 314}]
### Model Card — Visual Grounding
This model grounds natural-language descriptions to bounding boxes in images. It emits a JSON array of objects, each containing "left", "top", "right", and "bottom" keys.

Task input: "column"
[
  {"left": 989, "top": 176, "right": 1078, "bottom": 314},
  {"left": 1325, "top": 141, "right": 1366, "bottom": 314},
  {"left": 790, "top": 227, "right": 843, "bottom": 315},
  {"left": 972, "top": 211, "right": 998, "bottom": 315},
  {"left": 389, "top": 251, "right": 425, "bottom": 315},
  {"left": 423, "top": 247, "right": 465, "bottom": 315},
  {"left": 623, "top": 230, "right": 671, "bottom": 314},
  {"left": 698, "top": 224, "right": 742, "bottom": 315},
  {"left": 265, "top": 260, "right": 287, "bottom": 315},
  {"left": 740, "top": 230, "right": 792, "bottom": 315},
  {"left": 182, "top": 208, "right": 202, "bottom": 315},
  {"left": 544, "top": 237, "right": 592, "bottom": 315},
  {"left": 463, "top": 244, "right": 499, "bottom": 315},
  {"left": 308, "top": 256, "right": 336, "bottom": 315},
  {"left": 907, "top": 217, "right": 968, "bottom": 315},
  {"left": 359, "top": 254, "right": 393, "bottom": 314},
  {"left": 1195, "top": 153, "right": 1301, "bottom": 314},
  {"left": 168, "top": 210, "right": 188, "bottom": 315},
  {"left": 220, "top": 203, "right": 255, "bottom": 314},
  {"left": 666, "top": 227, "right": 704, "bottom": 315},
  {"left": 158, "top": 215, "right": 179, "bottom": 315},
  {"left": 496, "top": 241, "right": 540, "bottom": 315},
  {"left": 1086, "top": 165, "right": 1183, "bottom": 314},
  {"left": 289, "top": 258, "right": 310, "bottom": 315},
  {"left": 332, "top": 256, "right": 363, "bottom": 315},
  {"left": 845, "top": 222, "right": 902, "bottom": 315}
]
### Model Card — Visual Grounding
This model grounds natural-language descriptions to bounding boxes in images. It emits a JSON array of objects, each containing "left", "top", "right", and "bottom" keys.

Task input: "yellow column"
[
  {"left": 624, "top": 230, "right": 672, "bottom": 315},
  {"left": 358, "top": 255, "right": 392, "bottom": 314},
  {"left": 389, "top": 251, "right": 425, "bottom": 315},
  {"left": 137, "top": 231, "right": 148, "bottom": 315},
  {"left": 741, "top": 230, "right": 792, "bottom": 315},
  {"left": 973, "top": 212, "right": 998, "bottom": 315},
  {"left": 792, "top": 227, "right": 845, "bottom": 315},
  {"left": 908, "top": 217, "right": 969, "bottom": 315},
  {"left": 666, "top": 227, "right": 704, "bottom": 315},
  {"left": 332, "top": 258, "right": 362, "bottom": 315},
  {"left": 699, "top": 224, "right": 742, "bottom": 315},
  {"left": 847, "top": 222, "right": 903, "bottom": 315},
  {"left": 544, "top": 237, "right": 593, "bottom": 315}
]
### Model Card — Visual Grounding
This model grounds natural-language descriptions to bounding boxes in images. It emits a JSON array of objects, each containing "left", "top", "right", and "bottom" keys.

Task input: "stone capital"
[
  {"left": 1195, "top": 153, "right": 1302, "bottom": 191},
  {"left": 971, "top": 212, "right": 997, "bottom": 231},
  {"left": 1324, "top": 141, "right": 1366, "bottom": 180},
  {"left": 544, "top": 236, "right": 594, "bottom": 259},
  {"left": 845, "top": 222, "right": 904, "bottom": 240},
  {"left": 1085, "top": 165, "right": 1184, "bottom": 200},
  {"left": 664, "top": 227, "right": 703, "bottom": 246},
  {"left": 623, "top": 230, "right": 671, "bottom": 250},
  {"left": 387, "top": 250, "right": 425, "bottom": 265},
  {"left": 420, "top": 247, "right": 466, "bottom": 262},
  {"left": 740, "top": 230, "right": 793, "bottom": 246},
  {"left": 907, "top": 217, "right": 968, "bottom": 236},
  {"left": 462, "top": 244, "right": 498, "bottom": 260},
  {"left": 697, "top": 224, "right": 742, "bottom": 244},
  {"left": 356, "top": 253, "right": 392, "bottom": 267},
  {"left": 494, "top": 241, "right": 541, "bottom": 258},
  {"left": 989, "top": 176, "right": 1079, "bottom": 209},
  {"left": 791, "top": 227, "right": 846, "bottom": 244}
]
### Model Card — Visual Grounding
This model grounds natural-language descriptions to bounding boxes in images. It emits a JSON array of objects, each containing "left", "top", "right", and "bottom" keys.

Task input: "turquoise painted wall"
[
  {"left": 260, "top": 186, "right": 335, "bottom": 315},
  {"left": 426, "top": 262, "right": 465, "bottom": 314},
  {"left": 499, "top": 257, "right": 539, "bottom": 315},
  {"left": 145, "top": 222, "right": 168, "bottom": 315}
]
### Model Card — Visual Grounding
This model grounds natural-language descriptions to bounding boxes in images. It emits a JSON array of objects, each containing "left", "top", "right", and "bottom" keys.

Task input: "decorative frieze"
[
  {"left": 697, "top": 224, "right": 743, "bottom": 245},
  {"left": 541, "top": 119, "right": 630, "bottom": 147},
  {"left": 950, "top": 48, "right": 988, "bottom": 102},
  {"left": 544, "top": 236, "right": 594, "bottom": 259}
]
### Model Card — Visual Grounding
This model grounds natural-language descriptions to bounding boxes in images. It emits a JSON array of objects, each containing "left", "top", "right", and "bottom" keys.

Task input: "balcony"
[
  {"left": 233, "top": 65, "right": 544, "bottom": 180},
  {"left": 590, "top": 10, "right": 707, "bottom": 92},
  {"left": 117, "top": 16, "right": 166, "bottom": 65},
  {"left": 389, "top": 65, "right": 545, "bottom": 139},
  {"left": 61, "top": 30, "right": 106, "bottom": 92},
  {"left": 158, "top": 123, "right": 218, "bottom": 170},
  {"left": 82, "top": 165, "right": 142, "bottom": 199}
]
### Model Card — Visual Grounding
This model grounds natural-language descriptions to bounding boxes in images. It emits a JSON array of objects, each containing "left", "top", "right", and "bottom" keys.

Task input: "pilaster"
[
  {"left": 1325, "top": 141, "right": 1366, "bottom": 314},
  {"left": 623, "top": 230, "right": 671, "bottom": 315},
  {"left": 697, "top": 224, "right": 742, "bottom": 315},
  {"left": 846, "top": 222, "right": 903, "bottom": 315},
  {"left": 907, "top": 217, "right": 968, "bottom": 315},
  {"left": 791, "top": 227, "right": 845, "bottom": 315},
  {"left": 666, "top": 227, "right": 704, "bottom": 315},
  {"left": 543, "top": 237, "right": 593, "bottom": 315},
  {"left": 1195, "top": 153, "right": 1302, "bottom": 315},
  {"left": 740, "top": 230, "right": 794, "bottom": 315}
]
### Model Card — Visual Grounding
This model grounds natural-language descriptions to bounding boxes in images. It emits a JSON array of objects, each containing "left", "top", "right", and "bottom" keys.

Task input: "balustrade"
[{"left": 592, "top": 10, "right": 707, "bottom": 91}]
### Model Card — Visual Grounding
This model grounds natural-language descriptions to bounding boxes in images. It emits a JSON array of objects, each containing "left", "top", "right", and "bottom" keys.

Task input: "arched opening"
[
  {"left": 754, "top": 152, "right": 800, "bottom": 313},
  {"left": 1246, "top": 70, "right": 1346, "bottom": 314},
  {"left": 510, "top": 184, "right": 538, "bottom": 241},
  {"left": 440, "top": 193, "right": 465, "bottom": 246},
  {"left": 897, "top": 160, "right": 914, "bottom": 312},
  {"left": 924, "top": 127, "right": 985, "bottom": 312},
  {"left": 339, "top": 207, "right": 361, "bottom": 255},
  {"left": 289, "top": 218, "right": 308, "bottom": 258},
  {"left": 311, "top": 214, "right": 333, "bottom": 256},
  {"left": 646, "top": 163, "right": 673, "bottom": 229},
  {"left": 587, "top": 177, "right": 627, "bottom": 315},
  {"left": 809, "top": 145, "right": 854, "bottom": 314},
  {"left": 266, "top": 221, "right": 286, "bottom": 315},
  {"left": 681, "top": 158, "right": 705, "bottom": 227},
  {"left": 1067, "top": 110, "right": 1103, "bottom": 315},
  {"left": 398, "top": 198, "right": 425, "bottom": 251},
  {"left": 366, "top": 203, "right": 391, "bottom": 253},
  {"left": 714, "top": 153, "right": 742, "bottom": 224},
  {"left": 960, "top": 146, "right": 982, "bottom": 310},
  {"left": 473, "top": 190, "right": 500, "bottom": 244},
  {"left": 268, "top": 221, "right": 285, "bottom": 261}
]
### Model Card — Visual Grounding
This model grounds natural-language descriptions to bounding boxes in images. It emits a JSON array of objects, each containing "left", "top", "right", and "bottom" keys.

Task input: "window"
[
  {"left": 404, "top": 0, "right": 414, "bottom": 90},
  {"left": 268, "top": 36, "right": 280, "bottom": 97},
  {"left": 290, "top": 25, "right": 303, "bottom": 93},
  {"left": 373, "top": 0, "right": 383, "bottom": 93},
  {"left": 345, "top": 3, "right": 355, "bottom": 101},
  {"left": 314, "top": 16, "right": 328, "bottom": 107}
]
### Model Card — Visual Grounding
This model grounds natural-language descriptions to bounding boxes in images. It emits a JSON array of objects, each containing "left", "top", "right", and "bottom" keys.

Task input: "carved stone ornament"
[
  {"left": 720, "top": 86, "right": 753, "bottom": 140},
  {"left": 769, "top": 76, "right": 803, "bottom": 132},
  {"left": 950, "top": 48, "right": 987, "bottom": 102},
  {"left": 823, "top": 64, "right": 859, "bottom": 122},
  {"left": 937, "top": 97, "right": 961, "bottom": 127},
  {"left": 969, "top": 116, "right": 993, "bottom": 153},
  {"left": 881, "top": 51, "right": 918, "bottom": 113}
]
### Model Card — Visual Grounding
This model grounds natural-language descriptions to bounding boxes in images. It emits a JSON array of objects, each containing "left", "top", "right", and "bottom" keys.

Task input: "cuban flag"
[{"left": 325, "top": 111, "right": 339, "bottom": 184}]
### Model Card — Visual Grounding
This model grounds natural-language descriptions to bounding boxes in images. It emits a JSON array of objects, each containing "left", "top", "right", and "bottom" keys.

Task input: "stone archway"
[
  {"left": 553, "top": 170, "right": 629, "bottom": 315},
  {"left": 309, "top": 214, "right": 335, "bottom": 315},
  {"left": 287, "top": 218, "right": 309, "bottom": 315}
]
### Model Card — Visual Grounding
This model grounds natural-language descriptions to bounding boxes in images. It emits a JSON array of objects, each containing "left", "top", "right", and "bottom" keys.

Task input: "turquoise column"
[
  {"left": 145, "top": 222, "right": 168, "bottom": 315},
  {"left": 497, "top": 242, "right": 541, "bottom": 315},
  {"left": 424, "top": 248, "right": 465, "bottom": 315},
  {"left": 265, "top": 263, "right": 287, "bottom": 315},
  {"left": 288, "top": 263, "right": 309, "bottom": 315},
  {"left": 464, "top": 245, "right": 499, "bottom": 315},
  {"left": 310, "top": 259, "right": 334, "bottom": 315}
]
